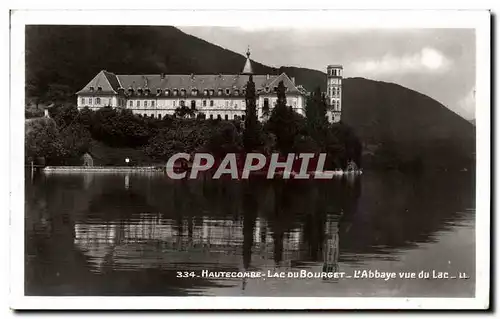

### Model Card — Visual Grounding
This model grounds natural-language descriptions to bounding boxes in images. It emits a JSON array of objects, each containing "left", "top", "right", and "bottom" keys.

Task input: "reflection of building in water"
[
  {"left": 322, "top": 214, "right": 341, "bottom": 274},
  {"left": 73, "top": 214, "right": 302, "bottom": 272},
  {"left": 124, "top": 175, "right": 130, "bottom": 189}
]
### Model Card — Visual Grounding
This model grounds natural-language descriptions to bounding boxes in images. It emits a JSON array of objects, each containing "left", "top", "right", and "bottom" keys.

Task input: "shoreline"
[{"left": 40, "top": 166, "right": 363, "bottom": 176}]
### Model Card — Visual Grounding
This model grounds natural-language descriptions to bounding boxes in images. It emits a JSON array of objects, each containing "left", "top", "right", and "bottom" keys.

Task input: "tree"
[
  {"left": 49, "top": 103, "right": 79, "bottom": 128},
  {"left": 25, "top": 118, "right": 66, "bottom": 165},
  {"left": 174, "top": 106, "right": 196, "bottom": 119},
  {"left": 266, "top": 81, "right": 306, "bottom": 154},
  {"left": 243, "top": 75, "right": 260, "bottom": 152},
  {"left": 305, "top": 87, "right": 327, "bottom": 134}
]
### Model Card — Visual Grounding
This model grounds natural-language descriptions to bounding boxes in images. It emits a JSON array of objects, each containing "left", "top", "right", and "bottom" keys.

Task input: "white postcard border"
[{"left": 9, "top": 9, "right": 490, "bottom": 310}]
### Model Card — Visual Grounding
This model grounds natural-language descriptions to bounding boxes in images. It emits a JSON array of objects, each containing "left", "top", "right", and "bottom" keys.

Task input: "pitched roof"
[
  {"left": 76, "top": 70, "right": 119, "bottom": 94},
  {"left": 77, "top": 72, "right": 305, "bottom": 96}
]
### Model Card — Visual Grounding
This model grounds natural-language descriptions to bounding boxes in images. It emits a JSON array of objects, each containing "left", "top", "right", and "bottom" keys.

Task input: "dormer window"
[
  {"left": 209, "top": 89, "right": 214, "bottom": 96},
  {"left": 156, "top": 88, "right": 162, "bottom": 95},
  {"left": 273, "top": 86, "right": 277, "bottom": 92},
  {"left": 173, "top": 89, "right": 178, "bottom": 96},
  {"left": 97, "top": 87, "right": 102, "bottom": 92},
  {"left": 218, "top": 89, "right": 223, "bottom": 96},
  {"left": 145, "top": 88, "right": 150, "bottom": 95},
  {"left": 127, "top": 88, "right": 133, "bottom": 95},
  {"left": 137, "top": 88, "right": 143, "bottom": 95},
  {"left": 234, "top": 89, "right": 239, "bottom": 96},
  {"left": 225, "top": 88, "right": 230, "bottom": 95},
  {"left": 165, "top": 89, "right": 170, "bottom": 96},
  {"left": 204, "top": 89, "right": 208, "bottom": 96},
  {"left": 242, "top": 89, "right": 246, "bottom": 96},
  {"left": 191, "top": 89, "right": 198, "bottom": 96},
  {"left": 257, "top": 89, "right": 262, "bottom": 94},
  {"left": 180, "top": 89, "right": 186, "bottom": 96},
  {"left": 89, "top": 86, "right": 94, "bottom": 92},
  {"left": 265, "top": 86, "right": 270, "bottom": 93}
]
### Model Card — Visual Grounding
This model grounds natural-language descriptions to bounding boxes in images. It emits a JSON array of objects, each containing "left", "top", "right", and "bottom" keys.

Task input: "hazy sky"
[{"left": 179, "top": 27, "right": 475, "bottom": 120}]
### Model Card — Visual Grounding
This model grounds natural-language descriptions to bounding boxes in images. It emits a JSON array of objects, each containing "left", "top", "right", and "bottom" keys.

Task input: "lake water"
[{"left": 25, "top": 170, "right": 475, "bottom": 297}]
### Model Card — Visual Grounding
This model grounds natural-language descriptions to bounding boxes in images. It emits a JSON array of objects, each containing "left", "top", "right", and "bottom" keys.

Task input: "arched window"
[
  {"left": 217, "top": 114, "right": 222, "bottom": 120},
  {"left": 158, "top": 114, "right": 162, "bottom": 119},
  {"left": 144, "top": 113, "right": 147, "bottom": 117},
  {"left": 225, "top": 114, "right": 228, "bottom": 120},
  {"left": 191, "top": 100, "right": 196, "bottom": 110},
  {"left": 210, "top": 114, "right": 213, "bottom": 119}
]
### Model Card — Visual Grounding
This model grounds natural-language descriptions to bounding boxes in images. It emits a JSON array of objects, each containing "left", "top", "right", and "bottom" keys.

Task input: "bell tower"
[{"left": 326, "top": 65, "right": 343, "bottom": 123}]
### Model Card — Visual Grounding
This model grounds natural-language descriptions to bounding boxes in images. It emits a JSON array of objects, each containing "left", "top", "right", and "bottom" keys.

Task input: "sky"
[{"left": 179, "top": 27, "right": 475, "bottom": 120}]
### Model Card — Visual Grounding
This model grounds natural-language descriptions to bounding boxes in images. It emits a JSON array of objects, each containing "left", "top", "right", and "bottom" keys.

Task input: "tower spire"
[{"left": 242, "top": 46, "right": 253, "bottom": 75}]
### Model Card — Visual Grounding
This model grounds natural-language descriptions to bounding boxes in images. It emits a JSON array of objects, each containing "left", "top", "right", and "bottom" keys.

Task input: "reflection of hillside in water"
[{"left": 25, "top": 170, "right": 474, "bottom": 295}]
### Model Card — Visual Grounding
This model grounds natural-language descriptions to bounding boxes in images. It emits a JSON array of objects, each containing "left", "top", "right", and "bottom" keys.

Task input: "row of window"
[
  {"left": 81, "top": 97, "right": 112, "bottom": 105},
  {"left": 81, "top": 97, "right": 298, "bottom": 108},
  {"left": 122, "top": 85, "right": 289, "bottom": 97},
  {"left": 137, "top": 113, "right": 247, "bottom": 121},
  {"left": 329, "top": 69, "right": 342, "bottom": 77},
  {"left": 127, "top": 100, "right": 243, "bottom": 109},
  {"left": 127, "top": 88, "right": 246, "bottom": 97},
  {"left": 329, "top": 87, "right": 341, "bottom": 97}
]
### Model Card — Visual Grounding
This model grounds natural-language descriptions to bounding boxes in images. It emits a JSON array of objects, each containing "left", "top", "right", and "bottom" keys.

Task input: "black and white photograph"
[{"left": 9, "top": 9, "right": 490, "bottom": 310}]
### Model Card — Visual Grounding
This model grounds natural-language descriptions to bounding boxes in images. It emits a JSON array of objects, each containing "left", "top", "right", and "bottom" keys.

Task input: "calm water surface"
[{"left": 25, "top": 171, "right": 475, "bottom": 297}]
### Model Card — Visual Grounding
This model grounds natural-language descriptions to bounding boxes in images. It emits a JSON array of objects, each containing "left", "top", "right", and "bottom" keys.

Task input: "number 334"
[{"left": 177, "top": 271, "right": 196, "bottom": 278}]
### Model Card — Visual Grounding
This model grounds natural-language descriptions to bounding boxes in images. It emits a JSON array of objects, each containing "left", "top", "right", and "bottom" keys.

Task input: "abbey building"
[{"left": 76, "top": 49, "right": 343, "bottom": 123}]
